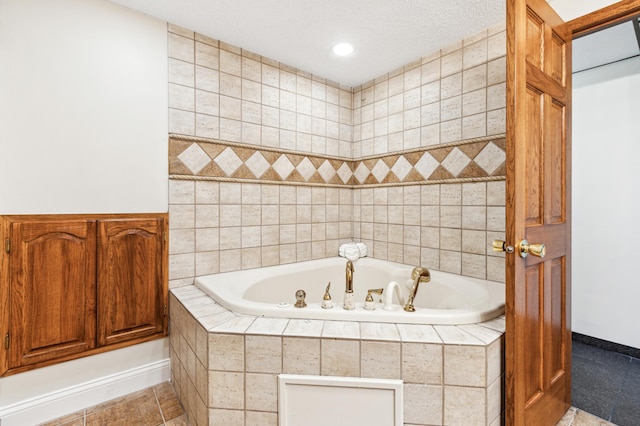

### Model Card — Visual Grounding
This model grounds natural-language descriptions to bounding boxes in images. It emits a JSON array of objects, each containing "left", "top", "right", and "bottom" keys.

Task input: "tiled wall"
[{"left": 168, "top": 22, "right": 507, "bottom": 288}]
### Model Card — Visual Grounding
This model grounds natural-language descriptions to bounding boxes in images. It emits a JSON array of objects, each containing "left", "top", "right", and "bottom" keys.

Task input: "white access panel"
[{"left": 278, "top": 374, "right": 403, "bottom": 426}]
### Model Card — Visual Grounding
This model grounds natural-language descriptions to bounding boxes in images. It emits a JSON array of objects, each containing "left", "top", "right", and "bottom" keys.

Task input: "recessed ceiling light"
[{"left": 332, "top": 42, "right": 354, "bottom": 56}]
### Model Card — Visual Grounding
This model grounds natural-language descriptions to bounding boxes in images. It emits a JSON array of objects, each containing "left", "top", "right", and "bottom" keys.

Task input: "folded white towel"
[{"left": 339, "top": 242, "right": 367, "bottom": 260}]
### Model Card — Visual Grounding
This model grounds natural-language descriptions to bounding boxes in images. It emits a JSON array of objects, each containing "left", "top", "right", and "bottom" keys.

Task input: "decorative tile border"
[{"left": 169, "top": 134, "right": 506, "bottom": 187}]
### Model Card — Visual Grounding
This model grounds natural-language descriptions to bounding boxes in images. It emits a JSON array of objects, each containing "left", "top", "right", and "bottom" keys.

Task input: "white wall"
[
  {"left": 0, "top": 0, "right": 170, "bottom": 423},
  {"left": 0, "top": 0, "right": 168, "bottom": 214},
  {"left": 572, "top": 56, "right": 640, "bottom": 348}
]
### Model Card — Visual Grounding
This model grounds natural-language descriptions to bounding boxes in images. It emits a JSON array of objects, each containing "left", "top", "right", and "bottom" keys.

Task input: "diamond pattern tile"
[
  {"left": 317, "top": 160, "right": 336, "bottom": 182},
  {"left": 177, "top": 143, "right": 211, "bottom": 174},
  {"left": 391, "top": 156, "right": 412, "bottom": 180},
  {"left": 337, "top": 163, "right": 353, "bottom": 184},
  {"left": 245, "top": 151, "right": 270, "bottom": 178},
  {"left": 474, "top": 142, "right": 505, "bottom": 175},
  {"left": 214, "top": 147, "right": 242, "bottom": 176},
  {"left": 441, "top": 147, "right": 471, "bottom": 176},
  {"left": 415, "top": 152, "right": 439, "bottom": 179},
  {"left": 273, "top": 154, "right": 295, "bottom": 180},
  {"left": 354, "top": 162, "right": 371, "bottom": 184},
  {"left": 169, "top": 136, "right": 506, "bottom": 187},
  {"left": 371, "top": 159, "right": 391, "bottom": 183},
  {"left": 296, "top": 157, "right": 316, "bottom": 181}
]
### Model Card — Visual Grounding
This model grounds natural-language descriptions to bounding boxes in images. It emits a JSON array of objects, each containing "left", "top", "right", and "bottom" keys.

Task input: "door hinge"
[
  {"left": 4, "top": 333, "right": 8, "bottom": 350},
  {"left": 163, "top": 304, "right": 167, "bottom": 316},
  {"left": 4, "top": 238, "right": 10, "bottom": 253}
]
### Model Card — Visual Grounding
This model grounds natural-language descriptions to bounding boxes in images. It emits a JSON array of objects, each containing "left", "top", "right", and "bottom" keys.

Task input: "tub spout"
[
  {"left": 404, "top": 267, "right": 431, "bottom": 312},
  {"left": 383, "top": 281, "right": 405, "bottom": 311}
]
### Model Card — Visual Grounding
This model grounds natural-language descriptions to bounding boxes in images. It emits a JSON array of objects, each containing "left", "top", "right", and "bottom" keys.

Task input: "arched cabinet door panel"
[{"left": 97, "top": 217, "right": 167, "bottom": 347}]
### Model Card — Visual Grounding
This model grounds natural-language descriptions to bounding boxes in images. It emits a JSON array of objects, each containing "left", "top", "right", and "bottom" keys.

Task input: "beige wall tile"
[
  {"left": 283, "top": 337, "right": 321, "bottom": 375},
  {"left": 321, "top": 339, "right": 360, "bottom": 377},
  {"left": 402, "top": 343, "right": 443, "bottom": 385},
  {"left": 245, "top": 373, "right": 278, "bottom": 412},
  {"left": 444, "top": 386, "right": 486, "bottom": 426},
  {"left": 209, "top": 371, "right": 244, "bottom": 409},
  {"left": 404, "top": 383, "right": 443, "bottom": 425},
  {"left": 209, "top": 409, "right": 244, "bottom": 426}
]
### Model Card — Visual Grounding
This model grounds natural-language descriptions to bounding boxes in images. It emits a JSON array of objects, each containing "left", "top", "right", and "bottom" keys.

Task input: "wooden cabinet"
[{"left": 0, "top": 214, "right": 168, "bottom": 376}]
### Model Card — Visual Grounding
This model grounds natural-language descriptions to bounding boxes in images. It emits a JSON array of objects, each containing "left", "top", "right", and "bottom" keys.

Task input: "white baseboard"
[{"left": 0, "top": 358, "right": 170, "bottom": 426}]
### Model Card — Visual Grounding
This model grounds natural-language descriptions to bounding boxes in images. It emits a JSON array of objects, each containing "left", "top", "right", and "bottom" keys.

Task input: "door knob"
[
  {"left": 518, "top": 239, "right": 545, "bottom": 258},
  {"left": 492, "top": 240, "right": 514, "bottom": 254}
]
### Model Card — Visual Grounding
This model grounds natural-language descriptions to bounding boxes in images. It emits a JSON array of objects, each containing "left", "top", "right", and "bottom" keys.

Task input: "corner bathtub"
[{"left": 195, "top": 257, "right": 505, "bottom": 325}]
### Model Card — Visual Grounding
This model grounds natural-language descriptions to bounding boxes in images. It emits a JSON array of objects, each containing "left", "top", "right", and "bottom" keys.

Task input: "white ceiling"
[{"left": 109, "top": 0, "right": 505, "bottom": 87}]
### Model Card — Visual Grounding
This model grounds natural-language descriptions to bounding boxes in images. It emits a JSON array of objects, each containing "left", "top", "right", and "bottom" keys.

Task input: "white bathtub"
[{"left": 195, "top": 257, "right": 505, "bottom": 325}]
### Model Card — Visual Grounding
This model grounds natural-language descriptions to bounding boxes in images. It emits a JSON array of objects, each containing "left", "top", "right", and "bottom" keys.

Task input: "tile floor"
[
  {"left": 40, "top": 382, "right": 188, "bottom": 426},
  {"left": 38, "top": 380, "right": 616, "bottom": 426},
  {"left": 572, "top": 339, "right": 640, "bottom": 425}
]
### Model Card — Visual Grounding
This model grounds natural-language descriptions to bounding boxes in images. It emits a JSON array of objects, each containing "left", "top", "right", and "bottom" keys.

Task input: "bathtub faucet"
[
  {"left": 404, "top": 267, "right": 431, "bottom": 312},
  {"left": 343, "top": 260, "right": 356, "bottom": 310},
  {"left": 345, "top": 260, "right": 354, "bottom": 293}
]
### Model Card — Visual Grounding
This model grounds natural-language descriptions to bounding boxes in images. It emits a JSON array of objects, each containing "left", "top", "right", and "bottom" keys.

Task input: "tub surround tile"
[
  {"left": 283, "top": 318, "right": 324, "bottom": 337},
  {"left": 322, "top": 320, "right": 360, "bottom": 339},
  {"left": 209, "top": 371, "right": 244, "bottom": 409},
  {"left": 359, "top": 322, "right": 401, "bottom": 341},
  {"left": 245, "top": 335, "right": 283, "bottom": 373},
  {"left": 246, "top": 317, "right": 289, "bottom": 335},
  {"left": 209, "top": 333, "right": 245, "bottom": 371},
  {"left": 361, "top": 340, "right": 402, "bottom": 379},
  {"left": 434, "top": 325, "right": 485, "bottom": 345},
  {"left": 320, "top": 338, "right": 361, "bottom": 377},
  {"left": 458, "top": 323, "right": 504, "bottom": 345},
  {"left": 283, "top": 337, "right": 321, "bottom": 375},
  {"left": 444, "top": 345, "right": 487, "bottom": 387},
  {"left": 444, "top": 386, "right": 487, "bottom": 426},
  {"left": 209, "top": 408, "right": 244, "bottom": 426},
  {"left": 171, "top": 289, "right": 505, "bottom": 426},
  {"left": 402, "top": 342, "right": 443, "bottom": 384},
  {"left": 404, "top": 383, "right": 444, "bottom": 425},
  {"left": 245, "top": 373, "right": 278, "bottom": 412},
  {"left": 209, "top": 315, "right": 255, "bottom": 334},
  {"left": 396, "top": 324, "right": 443, "bottom": 343}
]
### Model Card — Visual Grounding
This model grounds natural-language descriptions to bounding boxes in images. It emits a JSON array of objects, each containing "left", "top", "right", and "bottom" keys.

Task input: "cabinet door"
[
  {"left": 8, "top": 219, "right": 97, "bottom": 369},
  {"left": 97, "top": 218, "right": 166, "bottom": 346}
]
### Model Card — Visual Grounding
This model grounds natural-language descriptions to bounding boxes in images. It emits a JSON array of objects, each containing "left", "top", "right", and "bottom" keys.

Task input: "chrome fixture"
[{"left": 404, "top": 267, "right": 431, "bottom": 312}]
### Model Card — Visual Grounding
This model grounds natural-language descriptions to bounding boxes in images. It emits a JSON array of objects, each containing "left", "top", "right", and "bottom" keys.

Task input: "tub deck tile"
[
  {"left": 209, "top": 315, "right": 256, "bottom": 334},
  {"left": 321, "top": 320, "right": 360, "bottom": 339},
  {"left": 478, "top": 315, "right": 506, "bottom": 333},
  {"left": 434, "top": 325, "right": 485, "bottom": 345},
  {"left": 359, "top": 322, "right": 401, "bottom": 341},
  {"left": 396, "top": 324, "right": 442, "bottom": 343},
  {"left": 283, "top": 319, "right": 325, "bottom": 337},
  {"left": 246, "top": 317, "right": 290, "bottom": 335},
  {"left": 200, "top": 311, "right": 238, "bottom": 330},
  {"left": 458, "top": 323, "right": 503, "bottom": 345}
]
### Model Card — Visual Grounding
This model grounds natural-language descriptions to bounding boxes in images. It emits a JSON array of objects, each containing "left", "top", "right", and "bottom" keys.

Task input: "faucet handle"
[{"left": 364, "top": 288, "right": 383, "bottom": 310}]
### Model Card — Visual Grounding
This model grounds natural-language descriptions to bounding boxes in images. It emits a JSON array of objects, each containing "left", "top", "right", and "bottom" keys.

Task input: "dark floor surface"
[{"left": 572, "top": 339, "right": 640, "bottom": 425}]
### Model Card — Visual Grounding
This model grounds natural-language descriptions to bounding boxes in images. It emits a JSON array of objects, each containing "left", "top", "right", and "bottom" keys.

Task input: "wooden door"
[
  {"left": 506, "top": 0, "right": 572, "bottom": 424},
  {"left": 97, "top": 218, "right": 167, "bottom": 346},
  {"left": 7, "top": 219, "right": 97, "bottom": 370}
]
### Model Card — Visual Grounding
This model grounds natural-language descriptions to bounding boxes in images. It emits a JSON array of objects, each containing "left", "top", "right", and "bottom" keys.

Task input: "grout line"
[{"left": 152, "top": 386, "right": 167, "bottom": 425}]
